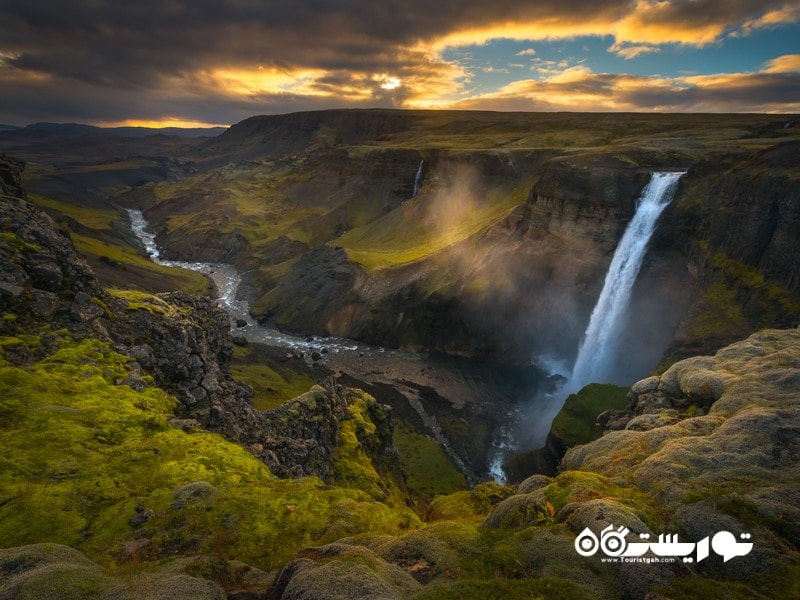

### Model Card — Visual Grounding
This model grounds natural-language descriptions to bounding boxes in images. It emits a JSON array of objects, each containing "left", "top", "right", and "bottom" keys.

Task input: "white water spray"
[
  {"left": 570, "top": 171, "right": 685, "bottom": 389},
  {"left": 412, "top": 160, "right": 424, "bottom": 197}
]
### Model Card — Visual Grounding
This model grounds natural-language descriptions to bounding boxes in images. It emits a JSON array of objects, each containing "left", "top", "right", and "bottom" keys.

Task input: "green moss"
[
  {"left": 707, "top": 250, "right": 800, "bottom": 315},
  {"left": 542, "top": 471, "right": 657, "bottom": 528},
  {"left": 689, "top": 250, "right": 800, "bottom": 343},
  {"left": 689, "top": 278, "right": 748, "bottom": 340},
  {"left": 416, "top": 577, "right": 594, "bottom": 600},
  {"left": 708, "top": 252, "right": 766, "bottom": 289},
  {"left": 654, "top": 576, "right": 772, "bottom": 600},
  {"left": 0, "top": 231, "right": 43, "bottom": 253},
  {"left": 7, "top": 563, "right": 117, "bottom": 599},
  {"left": 332, "top": 392, "right": 399, "bottom": 502},
  {"left": 393, "top": 420, "right": 467, "bottom": 499},
  {"left": 550, "top": 384, "right": 629, "bottom": 448},
  {"left": 107, "top": 288, "right": 188, "bottom": 318},
  {"left": 0, "top": 334, "right": 419, "bottom": 571},
  {"left": 428, "top": 482, "right": 514, "bottom": 521}
]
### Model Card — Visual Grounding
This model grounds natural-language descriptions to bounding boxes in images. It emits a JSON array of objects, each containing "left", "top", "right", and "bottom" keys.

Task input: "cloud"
[
  {"left": 731, "top": 3, "right": 800, "bottom": 37},
  {"left": 449, "top": 61, "right": 800, "bottom": 113},
  {"left": 428, "top": 1, "right": 800, "bottom": 48},
  {"left": 0, "top": 0, "right": 798, "bottom": 123},
  {"left": 764, "top": 54, "right": 800, "bottom": 73},
  {"left": 608, "top": 42, "right": 662, "bottom": 60}
]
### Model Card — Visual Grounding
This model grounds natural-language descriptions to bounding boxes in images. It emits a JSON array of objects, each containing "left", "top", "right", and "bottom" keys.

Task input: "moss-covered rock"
[
  {"left": 426, "top": 481, "right": 513, "bottom": 522},
  {"left": 562, "top": 328, "right": 800, "bottom": 589},
  {"left": 0, "top": 544, "right": 228, "bottom": 600},
  {"left": 271, "top": 543, "right": 420, "bottom": 600}
]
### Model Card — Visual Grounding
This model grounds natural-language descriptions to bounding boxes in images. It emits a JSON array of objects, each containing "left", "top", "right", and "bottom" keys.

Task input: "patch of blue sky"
[{"left": 441, "top": 23, "right": 799, "bottom": 92}]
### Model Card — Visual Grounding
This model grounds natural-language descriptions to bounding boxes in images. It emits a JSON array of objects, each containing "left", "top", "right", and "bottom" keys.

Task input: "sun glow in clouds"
[
  {"left": 375, "top": 75, "right": 401, "bottom": 90},
  {"left": 102, "top": 118, "right": 228, "bottom": 129},
  {"left": 210, "top": 66, "right": 329, "bottom": 95}
]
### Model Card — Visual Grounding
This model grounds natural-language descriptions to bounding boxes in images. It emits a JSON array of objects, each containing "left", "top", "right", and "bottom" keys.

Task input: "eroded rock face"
[
  {"left": 255, "top": 245, "right": 366, "bottom": 337},
  {"left": 0, "top": 154, "right": 26, "bottom": 199},
  {"left": 247, "top": 154, "right": 655, "bottom": 363}
]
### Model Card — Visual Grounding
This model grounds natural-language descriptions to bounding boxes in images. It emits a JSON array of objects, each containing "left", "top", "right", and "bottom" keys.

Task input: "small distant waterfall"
[
  {"left": 570, "top": 171, "right": 685, "bottom": 389},
  {"left": 411, "top": 160, "right": 424, "bottom": 197}
]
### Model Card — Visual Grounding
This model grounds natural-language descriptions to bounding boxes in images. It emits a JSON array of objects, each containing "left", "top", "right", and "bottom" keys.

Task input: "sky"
[{"left": 0, "top": 0, "right": 798, "bottom": 127}]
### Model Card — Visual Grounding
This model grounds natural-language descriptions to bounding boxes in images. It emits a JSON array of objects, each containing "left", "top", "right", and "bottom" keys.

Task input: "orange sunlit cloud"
[
  {"left": 447, "top": 55, "right": 800, "bottom": 114},
  {"left": 425, "top": 2, "right": 800, "bottom": 58},
  {"left": 764, "top": 54, "right": 800, "bottom": 73},
  {"left": 733, "top": 4, "right": 800, "bottom": 37}
]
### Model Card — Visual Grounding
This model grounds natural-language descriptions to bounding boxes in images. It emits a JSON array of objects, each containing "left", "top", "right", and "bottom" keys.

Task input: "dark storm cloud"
[
  {"left": 626, "top": 72, "right": 800, "bottom": 111},
  {"left": 0, "top": 0, "right": 628, "bottom": 86},
  {"left": 0, "top": 0, "right": 797, "bottom": 123}
]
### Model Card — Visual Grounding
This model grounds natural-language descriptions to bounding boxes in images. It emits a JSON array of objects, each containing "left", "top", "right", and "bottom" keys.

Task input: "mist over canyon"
[{"left": 1, "top": 110, "right": 799, "bottom": 599}]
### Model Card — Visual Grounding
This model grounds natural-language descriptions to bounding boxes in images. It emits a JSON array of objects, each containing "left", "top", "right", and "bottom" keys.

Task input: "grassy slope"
[
  {"left": 230, "top": 345, "right": 316, "bottom": 410},
  {"left": 336, "top": 176, "right": 535, "bottom": 271},
  {"left": 27, "top": 193, "right": 209, "bottom": 294},
  {"left": 151, "top": 163, "right": 334, "bottom": 248}
]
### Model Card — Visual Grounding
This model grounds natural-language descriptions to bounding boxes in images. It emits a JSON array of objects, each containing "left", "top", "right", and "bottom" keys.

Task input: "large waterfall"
[{"left": 570, "top": 171, "right": 685, "bottom": 389}]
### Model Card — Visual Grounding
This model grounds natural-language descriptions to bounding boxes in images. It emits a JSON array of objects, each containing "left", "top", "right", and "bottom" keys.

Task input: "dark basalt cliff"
[
  {"left": 246, "top": 150, "right": 661, "bottom": 361},
  {"left": 659, "top": 141, "right": 800, "bottom": 359},
  {"left": 222, "top": 122, "right": 799, "bottom": 376},
  {"left": 113, "top": 111, "right": 796, "bottom": 378}
]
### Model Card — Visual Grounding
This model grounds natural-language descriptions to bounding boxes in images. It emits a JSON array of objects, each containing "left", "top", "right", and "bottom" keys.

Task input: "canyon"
[{"left": 1, "top": 110, "right": 799, "bottom": 599}]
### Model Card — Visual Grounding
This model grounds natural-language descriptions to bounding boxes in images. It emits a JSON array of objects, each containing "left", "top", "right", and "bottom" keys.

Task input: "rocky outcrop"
[
  {"left": 694, "top": 142, "right": 800, "bottom": 292},
  {"left": 563, "top": 328, "right": 800, "bottom": 580},
  {"left": 660, "top": 141, "right": 800, "bottom": 358},
  {"left": 249, "top": 382, "right": 389, "bottom": 480},
  {"left": 532, "top": 154, "right": 652, "bottom": 216},
  {"left": 0, "top": 156, "right": 396, "bottom": 485},
  {"left": 0, "top": 177, "right": 105, "bottom": 337},
  {"left": 466, "top": 327, "right": 800, "bottom": 598},
  {"left": 0, "top": 154, "right": 26, "bottom": 199}
]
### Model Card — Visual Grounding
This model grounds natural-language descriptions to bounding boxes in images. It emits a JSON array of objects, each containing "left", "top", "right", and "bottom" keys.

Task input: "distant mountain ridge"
[{"left": 6, "top": 121, "right": 226, "bottom": 138}]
